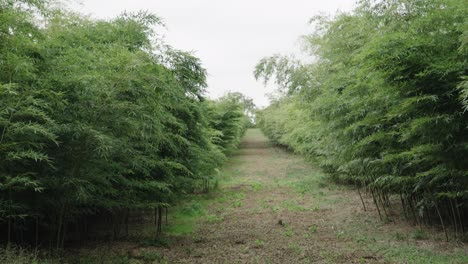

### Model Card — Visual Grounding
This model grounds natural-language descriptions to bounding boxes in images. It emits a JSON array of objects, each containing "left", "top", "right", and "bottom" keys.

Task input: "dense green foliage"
[
  {"left": 256, "top": 0, "right": 468, "bottom": 238},
  {"left": 0, "top": 1, "right": 250, "bottom": 247}
]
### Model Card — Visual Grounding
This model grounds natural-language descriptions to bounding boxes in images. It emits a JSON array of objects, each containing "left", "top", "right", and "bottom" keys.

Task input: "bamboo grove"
[
  {"left": 0, "top": 1, "right": 253, "bottom": 248},
  {"left": 255, "top": 0, "right": 467, "bottom": 240}
]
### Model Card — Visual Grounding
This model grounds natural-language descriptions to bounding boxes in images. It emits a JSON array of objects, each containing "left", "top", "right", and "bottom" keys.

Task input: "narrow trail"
[
  {"left": 136, "top": 129, "right": 466, "bottom": 263},
  {"left": 159, "top": 129, "right": 372, "bottom": 263}
]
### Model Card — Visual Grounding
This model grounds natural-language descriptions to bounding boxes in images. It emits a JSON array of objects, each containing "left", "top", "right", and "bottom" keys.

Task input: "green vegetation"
[
  {"left": 2, "top": 0, "right": 468, "bottom": 262},
  {"left": 0, "top": 0, "right": 254, "bottom": 249},
  {"left": 253, "top": 239, "right": 265, "bottom": 248},
  {"left": 256, "top": 0, "right": 468, "bottom": 239},
  {"left": 283, "top": 226, "right": 295, "bottom": 237}
]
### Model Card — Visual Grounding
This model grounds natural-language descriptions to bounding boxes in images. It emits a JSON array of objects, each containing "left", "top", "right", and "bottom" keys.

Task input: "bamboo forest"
[{"left": 1, "top": 0, "right": 467, "bottom": 263}]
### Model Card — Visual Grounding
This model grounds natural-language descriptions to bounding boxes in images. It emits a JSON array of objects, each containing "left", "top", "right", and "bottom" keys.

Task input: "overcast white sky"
[{"left": 69, "top": 0, "right": 356, "bottom": 107}]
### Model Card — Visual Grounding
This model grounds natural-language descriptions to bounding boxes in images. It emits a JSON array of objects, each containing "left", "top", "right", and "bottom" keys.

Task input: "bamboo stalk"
[
  {"left": 371, "top": 189, "right": 383, "bottom": 221},
  {"left": 449, "top": 199, "right": 458, "bottom": 238},
  {"left": 434, "top": 201, "right": 449, "bottom": 242},
  {"left": 455, "top": 199, "right": 464, "bottom": 234},
  {"left": 35, "top": 216, "right": 39, "bottom": 253},
  {"left": 400, "top": 194, "right": 408, "bottom": 221},
  {"left": 56, "top": 203, "right": 65, "bottom": 251},
  {"left": 357, "top": 186, "right": 367, "bottom": 212}
]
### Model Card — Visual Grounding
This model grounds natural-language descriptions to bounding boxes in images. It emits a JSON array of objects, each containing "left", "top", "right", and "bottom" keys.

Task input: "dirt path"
[
  {"left": 158, "top": 129, "right": 369, "bottom": 263},
  {"left": 132, "top": 129, "right": 467, "bottom": 264}
]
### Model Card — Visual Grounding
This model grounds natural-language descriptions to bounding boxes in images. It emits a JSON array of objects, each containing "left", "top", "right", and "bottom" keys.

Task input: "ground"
[{"left": 51, "top": 129, "right": 468, "bottom": 263}]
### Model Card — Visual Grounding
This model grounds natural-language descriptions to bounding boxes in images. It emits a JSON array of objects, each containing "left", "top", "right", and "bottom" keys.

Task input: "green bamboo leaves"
[
  {"left": 256, "top": 0, "right": 468, "bottom": 238},
  {"left": 0, "top": 1, "right": 251, "bottom": 247}
]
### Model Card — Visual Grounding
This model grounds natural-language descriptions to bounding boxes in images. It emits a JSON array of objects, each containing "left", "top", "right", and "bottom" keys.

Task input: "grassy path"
[{"left": 133, "top": 129, "right": 467, "bottom": 263}]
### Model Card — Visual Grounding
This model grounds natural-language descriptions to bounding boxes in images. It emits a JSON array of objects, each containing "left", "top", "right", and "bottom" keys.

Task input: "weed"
[
  {"left": 250, "top": 207, "right": 261, "bottom": 214},
  {"left": 394, "top": 232, "right": 407, "bottom": 241},
  {"left": 282, "top": 199, "right": 307, "bottom": 211},
  {"left": 233, "top": 192, "right": 246, "bottom": 200},
  {"left": 180, "top": 201, "right": 205, "bottom": 216},
  {"left": 258, "top": 200, "right": 272, "bottom": 212},
  {"left": 184, "top": 247, "right": 194, "bottom": 254},
  {"left": 206, "top": 214, "right": 224, "bottom": 223},
  {"left": 241, "top": 246, "right": 249, "bottom": 254},
  {"left": 354, "top": 235, "right": 370, "bottom": 244},
  {"left": 320, "top": 251, "right": 341, "bottom": 263},
  {"left": 336, "top": 230, "right": 346, "bottom": 239},
  {"left": 254, "top": 239, "right": 265, "bottom": 248},
  {"left": 311, "top": 205, "right": 321, "bottom": 211},
  {"left": 283, "top": 226, "right": 295, "bottom": 237},
  {"left": 232, "top": 200, "right": 243, "bottom": 208},
  {"left": 140, "top": 250, "right": 165, "bottom": 261},
  {"left": 249, "top": 182, "right": 263, "bottom": 191},
  {"left": 141, "top": 237, "right": 171, "bottom": 247},
  {"left": 271, "top": 205, "right": 281, "bottom": 212},
  {"left": 318, "top": 182, "right": 327, "bottom": 188},
  {"left": 287, "top": 243, "right": 303, "bottom": 255},
  {"left": 0, "top": 247, "right": 42, "bottom": 264},
  {"left": 192, "top": 235, "right": 207, "bottom": 244},
  {"left": 308, "top": 225, "right": 318, "bottom": 233},
  {"left": 410, "top": 229, "right": 428, "bottom": 240}
]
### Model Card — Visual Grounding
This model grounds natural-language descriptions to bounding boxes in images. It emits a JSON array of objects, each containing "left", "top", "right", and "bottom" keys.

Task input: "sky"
[{"left": 69, "top": 0, "right": 356, "bottom": 107}]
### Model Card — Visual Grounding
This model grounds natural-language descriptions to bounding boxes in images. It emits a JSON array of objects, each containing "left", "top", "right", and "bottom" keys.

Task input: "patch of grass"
[
  {"left": 231, "top": 200, "right": 243, "bottom": 208},
  {"left": 214, "top": 194, "right": 230, "bottom": 204},
  {"left": 318, "top": 182, "right": 327, "bottom": 188},
  {"left": 141, "top": 237, "right": 171, "bottom": 247},
  {"left": 311, "top": 205, "right": 321, "bottom": 211},
  {"left": 249, "top": 182, "right": 263, "bottom": 191},
  {"left": 179, "top": 201, "right": 205, "bottom": 216},
  {"left": 335, "top": 230, "right": 346, "bottom": 239},
  {"left": 339, "top": 214, "right": 468, "bottom": 264},
  {"left": 271, "top": 205, "right": 282, "bottom": 213},
  {"left": 260, "top": 199, "right": 270, "bottom": 209},
  {"left": 140, "top": 249, "right": 166, "bottom": 262},
  {"left": 253, "top": 239, "right": 265, "bottom": 248},
  {"left": 67, "top": 254, "right": 135, "bottom": 264},
  {"left": 320, "top": 250, "right": 342, "bottom": 263},
  {"left": 206, "top": 214, "right": 224, "bottom": 223},
  {"left": 214, "top": 191, "right": 245, "bottom": 204},
  {"left": 165, "top": 199, "right": 208, "bottom": 236},
  {"left": 75, "top": 250, "right": 138, "bottom": 264},
  {"left": 354, "top": 234, "right": 373, "bottom": 244},
  {"left": 241, "top": 245, "right": 250, "bottom": 254},
  {"left": 0, "top": 246, "right": 142, "bottom": 264},
  {"left": 216, "top": 154, "right": 245, "bottom": 184},
  {"left": 287, "top": 243, "right": 303, "bottom": 255},
  {"left": 282, "top": 199, "right": 307, "bottom": 212},
  {"left": 191, "top": 234, "right": 207, "bottom": 244},
  {"left": 381, "top": 246, "right": 468, "bottom": 264},
  {"left": 308, "top": 225, "right": 318, "bottom": 233},
  {"left": 233, "top": 192, "right": 246, "bottom": 200},
  {"left": 285, "top": 170, "right": 331, "bottom": 196},
  {"left": 394, "top": 232, "right": 407, "bottom": 241},
  {"left": 410, "top": 229, "right": 429, "bottom": 240},
  {"left": 0, "top": 247, "right": 43, "bottom": 264},
  {"left": 283, "top": 226, "right": 295, "bottom": 237}
]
